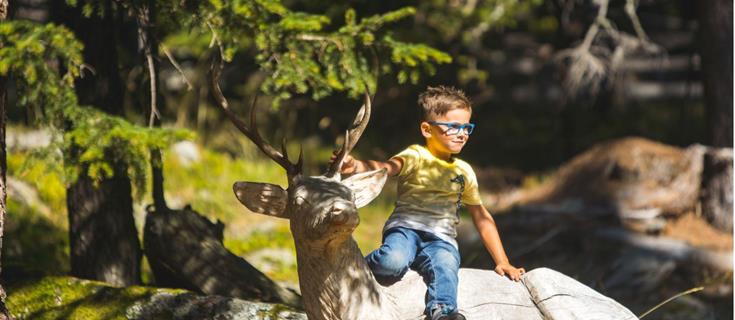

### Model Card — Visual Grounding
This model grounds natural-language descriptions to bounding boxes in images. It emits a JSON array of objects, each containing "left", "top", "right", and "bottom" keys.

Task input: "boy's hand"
[
  {"left": 329, "top": 151, "right": 357, "bottom": 175},
  {"left": 494, "top": 263, "right": 525, "bottom": 282}
]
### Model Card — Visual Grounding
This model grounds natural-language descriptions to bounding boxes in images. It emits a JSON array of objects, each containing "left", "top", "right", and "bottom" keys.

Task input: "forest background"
[{"left": 0, "top": 0, "right": 732, "bottom": 319}]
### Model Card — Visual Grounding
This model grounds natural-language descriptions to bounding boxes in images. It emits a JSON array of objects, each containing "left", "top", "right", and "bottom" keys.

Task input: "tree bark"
[
  {"left": 696, "top": 0, "right": 734, "bottom": 239},
  {"left": 0, "top": 0, "right": 14, "bottom": 317},
  {"left": 697, "top": 0, "right": 733, "bottom": 148},
  {"left": 53, "top": 2, "right": 141, "bottom": 286},
  {"left": 0, "top": 66, "right": 13, "bottom": 320},
  {"left": 67, "top": 164, "right": 141, "bottom": 286}
]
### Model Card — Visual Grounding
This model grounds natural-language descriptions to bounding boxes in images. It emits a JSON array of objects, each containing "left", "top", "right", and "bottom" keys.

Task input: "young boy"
[{"left": 334, "top": 86, "right": 524, "bottom": 320}]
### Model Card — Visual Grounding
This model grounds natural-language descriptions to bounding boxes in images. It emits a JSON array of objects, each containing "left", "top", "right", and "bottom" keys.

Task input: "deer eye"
[{"left": 293, "top": 196, "right": 309, "bottom": 208}]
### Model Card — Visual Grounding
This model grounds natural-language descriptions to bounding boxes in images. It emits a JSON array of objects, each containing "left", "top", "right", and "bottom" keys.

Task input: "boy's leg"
[
  {"left": 365, "top": 227, "right": 420, "bottom": 284},
  {"left": 412, "top": 235, "right": 461, "bottom": 317}
]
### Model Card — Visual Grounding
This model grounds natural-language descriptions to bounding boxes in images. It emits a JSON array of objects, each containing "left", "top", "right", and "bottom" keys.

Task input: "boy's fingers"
[{"left": 495, "top": 267, "right": 505, "bottom": 277}]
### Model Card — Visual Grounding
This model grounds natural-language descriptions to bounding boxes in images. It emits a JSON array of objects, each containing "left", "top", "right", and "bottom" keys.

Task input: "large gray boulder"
[{"left": 383, "top": 268, "right": 637, "bottom": 320}]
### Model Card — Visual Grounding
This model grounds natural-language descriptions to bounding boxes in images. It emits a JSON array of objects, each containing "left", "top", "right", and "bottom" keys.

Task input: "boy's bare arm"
[
  {"left": 331, "top": 153, "right": 403, "bottom": 177},
  {"left": 467, "top": 204, "right": 525, "bottom": 281}
]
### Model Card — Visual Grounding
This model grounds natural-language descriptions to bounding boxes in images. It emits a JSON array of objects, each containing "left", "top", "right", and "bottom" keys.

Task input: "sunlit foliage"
[{"left": 0, "top": 21, "right": 190, "bottom": 192}]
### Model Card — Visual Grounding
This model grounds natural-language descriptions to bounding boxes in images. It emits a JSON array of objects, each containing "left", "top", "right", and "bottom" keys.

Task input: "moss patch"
[
  {"left": 7, "top": 276, "right": 306, "bottom": 320},
  {"left": 6, "top": 276, "right": 185, "bottom": 320}
]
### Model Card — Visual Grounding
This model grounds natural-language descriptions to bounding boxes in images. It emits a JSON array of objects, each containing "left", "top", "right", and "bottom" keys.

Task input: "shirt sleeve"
[
  {"left": 391, "top": 145, "right": 420, "bottom": 178},
  {"left": 461, "top": 163, "right": 483, "bottom": 206}
]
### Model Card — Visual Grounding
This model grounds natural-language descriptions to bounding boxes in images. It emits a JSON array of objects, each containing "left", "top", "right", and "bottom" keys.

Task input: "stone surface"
[
  {"left": 523, "top": 268, "right": 638, "bottom": 320},
  {"left": 381, "top": 268, "right": 637, "bottom": 320},
  {"left": 127, "top": 292, "right": 307, "bottom": 320}
]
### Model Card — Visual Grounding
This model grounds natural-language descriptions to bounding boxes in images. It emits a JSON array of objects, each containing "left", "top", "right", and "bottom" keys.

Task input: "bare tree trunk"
[
  {"left": 53, "top": 2, "right": 142, "bottom": 286},
  {"left": 697, "top": 0, "right": 733, "bottom": 148},
  {"left": 67, "top": 164, "right": 141, "bottom": 286},
  {"left": 696, "top": 0, "right": 733, "bottom": 234},
  {"left": 0, "top": 68, "right": 13, "bottom": 320},
  {"left": 0, "top": 0, "right": 14, "bottom": 317}
]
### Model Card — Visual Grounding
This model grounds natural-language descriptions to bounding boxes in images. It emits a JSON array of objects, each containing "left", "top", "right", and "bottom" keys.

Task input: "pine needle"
[{"left": 638, "top": 286, "right": 704, "bottom": 319}]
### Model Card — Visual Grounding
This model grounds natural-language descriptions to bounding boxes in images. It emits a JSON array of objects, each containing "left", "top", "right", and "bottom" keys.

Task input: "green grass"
[{"left": 3, "top": 198, "right": 69, "bottom": 277}]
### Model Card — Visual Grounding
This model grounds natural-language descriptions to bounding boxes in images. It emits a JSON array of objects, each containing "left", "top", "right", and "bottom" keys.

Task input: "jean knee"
[
  {"left": 369, "top": 248, "right": 411, "bottom": 277},
  {"left": 432, "top": 249, "right": 460, "bottom": 272}
]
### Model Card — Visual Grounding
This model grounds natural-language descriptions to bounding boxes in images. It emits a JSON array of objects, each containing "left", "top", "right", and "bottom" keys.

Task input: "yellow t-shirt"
[{"left": 383, "top": 144, "right": 483, "bottom": 247}]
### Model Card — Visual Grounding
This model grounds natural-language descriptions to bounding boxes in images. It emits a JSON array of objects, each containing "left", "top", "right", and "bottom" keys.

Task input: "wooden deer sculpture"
[{"left": 211, "top": 69, "right": 638, "bottom": 320}]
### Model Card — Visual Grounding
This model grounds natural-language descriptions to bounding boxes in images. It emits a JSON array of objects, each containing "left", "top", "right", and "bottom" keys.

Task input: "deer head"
[{"left": 211, "top": 61, "right": 387, "bottom": 244}]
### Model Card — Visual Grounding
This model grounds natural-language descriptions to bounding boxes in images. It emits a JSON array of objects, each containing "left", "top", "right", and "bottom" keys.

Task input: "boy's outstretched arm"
[
  {"left": 330, "top": 153, "right": 403, "bottom": 177},
  {"left": 466, "top": 204, "right": 526, "bottom": 281}
]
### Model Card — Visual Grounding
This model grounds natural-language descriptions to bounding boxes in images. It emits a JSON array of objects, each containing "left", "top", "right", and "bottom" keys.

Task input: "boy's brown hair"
[{"left": 418, "top": 86, "right": 472, "bottom": 121}]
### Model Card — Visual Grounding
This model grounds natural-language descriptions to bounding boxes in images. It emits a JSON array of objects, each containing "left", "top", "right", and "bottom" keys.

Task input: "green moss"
[
  {"left": 257, "top": 303, "right": 301, "bottom": 318},
  {"left": 7, "top": 276, "right": 171, "bottom": 320},
  {"left": 7, "top": 276, "right": 303, "bottom": 320}
]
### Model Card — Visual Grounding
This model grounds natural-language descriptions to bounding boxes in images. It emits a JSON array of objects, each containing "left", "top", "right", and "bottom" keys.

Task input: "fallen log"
[
  {"left": 519, "top": 138, "right": 708, "bottom": 215},
  {"left": 594, "top": 227, "right": 733, "bottom": 273},
  {"left": 143, "top": 206, "right": 301, "bottom": 308},
  {"left": 499, "top": 138, "right": 731, "bottom": 226}
]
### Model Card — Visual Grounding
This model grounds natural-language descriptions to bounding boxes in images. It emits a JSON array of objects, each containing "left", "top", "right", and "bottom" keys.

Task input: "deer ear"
[
  {"left": 233, "top": 182, "right": 289, "bottom": 219},
  {"left": 342, "top": 168, "right": 388, "bottom": 208}
]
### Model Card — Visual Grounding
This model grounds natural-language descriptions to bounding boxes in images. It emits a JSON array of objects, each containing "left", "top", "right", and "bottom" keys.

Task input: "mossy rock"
[{"left": 7, "top": 276, "right": 306, "bottom": 320}]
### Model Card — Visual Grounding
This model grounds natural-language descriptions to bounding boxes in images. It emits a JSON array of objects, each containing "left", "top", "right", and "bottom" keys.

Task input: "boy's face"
[{"left": 421, "top": 108, "right": 472, "bottom": 155}]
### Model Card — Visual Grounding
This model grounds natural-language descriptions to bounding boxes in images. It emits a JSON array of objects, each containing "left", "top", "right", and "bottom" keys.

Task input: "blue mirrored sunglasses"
[{"left": 428, "top": 121, "right": 475, "bottom": 135}]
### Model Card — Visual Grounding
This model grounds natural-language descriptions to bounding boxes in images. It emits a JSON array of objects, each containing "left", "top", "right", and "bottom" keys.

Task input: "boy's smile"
[{"left": 421, "top": 108, "right": 472, "bottom": 161}]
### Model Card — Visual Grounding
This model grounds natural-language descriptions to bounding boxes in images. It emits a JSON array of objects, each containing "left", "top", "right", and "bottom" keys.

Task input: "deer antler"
[
  {"left": 210, "top": 57, "right": 303, "bottom": 182},
  {"left": 325, "top": 89, "right": 372, "bottom": 178}
]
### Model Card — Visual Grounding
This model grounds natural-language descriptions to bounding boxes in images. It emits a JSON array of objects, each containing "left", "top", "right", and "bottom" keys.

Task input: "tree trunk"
[
  {"left": 697, "top": 0, "right": 733, "bottom": 148},
  {"left": 0, "top": 68, "right": 13, "bottom": 320},
  {"left": 67, "top": 164, "right": 141, "bottom": 286},
  {"left": 0, "top": 0, "right": 15, "bottom": 318},
  {"left": 696, "top": 0, "right": 733, "bottom": 235},
  {"left": 53, "top": 2, "right": 141, "bottom": 286}
]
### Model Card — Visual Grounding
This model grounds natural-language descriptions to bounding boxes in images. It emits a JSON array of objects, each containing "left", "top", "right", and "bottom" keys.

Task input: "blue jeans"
[{"left": 365, "top": 227, "right": 461, "bottom": 316}]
